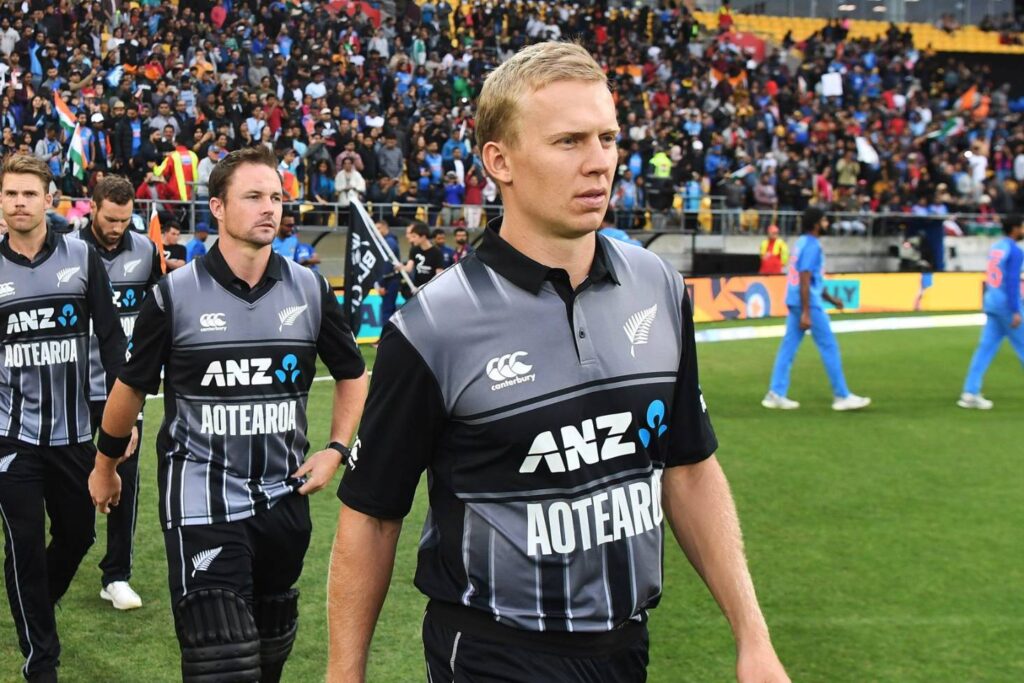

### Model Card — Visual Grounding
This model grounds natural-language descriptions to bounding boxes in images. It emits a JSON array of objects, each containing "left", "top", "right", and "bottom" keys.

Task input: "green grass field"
[{"left": 1, "top": 319, "right": 1022, "bottom": 682}]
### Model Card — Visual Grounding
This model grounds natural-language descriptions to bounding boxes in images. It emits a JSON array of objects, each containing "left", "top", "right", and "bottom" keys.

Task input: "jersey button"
[{"left": 578, "top": 329, "right": 586, "bottom": 339}]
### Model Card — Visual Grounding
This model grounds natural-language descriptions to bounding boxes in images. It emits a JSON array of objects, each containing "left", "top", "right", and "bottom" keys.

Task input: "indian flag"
[
  {"left": 54, "top": 92, "right": 76, "bottom": 136},
  {"left": 926, "top": 117, "right": 965, "bottom": 140},
  {"left": 68, "top": 124, "right": 86, "bottom": 181},
  {"left": 956, "top": 85, "right": 980, "bottom": 111}
]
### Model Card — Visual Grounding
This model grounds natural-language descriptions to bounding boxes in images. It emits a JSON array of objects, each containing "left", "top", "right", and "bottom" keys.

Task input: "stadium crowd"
[{"left": 0, "top": 1, "right": 1022, "bottom": 236}]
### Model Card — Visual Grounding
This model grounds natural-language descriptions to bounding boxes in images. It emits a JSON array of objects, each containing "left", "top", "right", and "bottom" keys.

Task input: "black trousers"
[
  {"left": 0, "top": 440, "right": 96, "bottom": 679},
  {"left": 422, "top": 611, "right": 650, "bottom": 683},
  {"left": 162, "top": 493, "right": 311, "bottom": 604},
  {"left": 89, "top": 401, "right": 142, "bottom": 586}
]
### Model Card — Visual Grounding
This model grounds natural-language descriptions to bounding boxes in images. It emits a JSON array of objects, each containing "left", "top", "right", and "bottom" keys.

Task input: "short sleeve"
[
  {"left": 316, "top": 275, "right": 366, "bottom": 380},
  {"left": 664, "top": 292, "right": 719, "bottom": 467},
  {"left": 118, "top": 281, "right": 171, "bottom": 395},
  {"left": 336, "top": 323, "right": 445, "bottom": 519},
  {"left": 796, "top": 239, "right": 818, "bottom": 273}
]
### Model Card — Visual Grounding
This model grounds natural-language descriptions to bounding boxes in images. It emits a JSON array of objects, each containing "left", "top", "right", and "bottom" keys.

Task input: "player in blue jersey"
[
  {"left": 958, "top": 214, "right": 1024, "bottom": 409},
  {"left": 763, "top": 207, "right": 871, "bottom": 411}
]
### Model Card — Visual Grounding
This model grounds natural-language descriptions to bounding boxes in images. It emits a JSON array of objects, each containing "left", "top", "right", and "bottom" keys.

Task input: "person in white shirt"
[
  {"left": 305, "top": 70, "right": 328, "bottom": 99},
  {"left": 0, "top": 18, "right": 18, "bottom": 57},
  {"left": 1013, "top": 144, "right": 1024, "bottom": 183},
  {"left": 368, "top": 29, "right": 389, "bottom": 60},
  {"left": 334, "top": 157, "right": 366, "bottom": 208}
]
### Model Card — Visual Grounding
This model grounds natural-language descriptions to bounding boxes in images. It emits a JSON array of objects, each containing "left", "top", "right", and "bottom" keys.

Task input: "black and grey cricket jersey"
[
  {"left": 0, "top": 229, "right": 126, "bottom": 446},
  {"left": 339, "top": 226, "right": 717, "bottom": 639},
  {"left": 120, "top": 242, "right": 364, "bottom": 530},
  {"left": 75, "top": 225, "right": 161, "bottom": 401}
]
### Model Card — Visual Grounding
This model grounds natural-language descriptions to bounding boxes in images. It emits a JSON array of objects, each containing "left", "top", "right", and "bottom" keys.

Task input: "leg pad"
[{"left": 174, "top": 588, "right": 261, "bottom": 683}]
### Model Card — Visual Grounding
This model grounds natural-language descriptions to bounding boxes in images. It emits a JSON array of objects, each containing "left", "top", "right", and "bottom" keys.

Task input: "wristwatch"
[{"left": 326, "top": 441, "right": 352, "bottom": 464}]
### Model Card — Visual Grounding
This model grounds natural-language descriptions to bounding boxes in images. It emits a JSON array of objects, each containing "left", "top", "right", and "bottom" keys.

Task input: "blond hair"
[
  {"left": 475, "top": 41, "right": 607, "bottom": 149},
  {"left": 0, "top": 154, "right": 52, "bottom": 192}
]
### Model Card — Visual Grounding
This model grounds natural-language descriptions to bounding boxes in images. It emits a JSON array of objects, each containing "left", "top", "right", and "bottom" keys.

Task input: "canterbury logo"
[
  {"left": 122, "top": 258, "right": 142, "bottom": 276},
  {"left": 486, "top": 352, "right": 532, "bottom": 382},
  {"left": 278, "top": 304, "right": 308, "bottom": 331},
  {"left": 56, "top": 267, "right": 80, "bottom": 286},
  {"left": 199, "top": 313, "right": 227, "bottom": 331},
  {"left": 0, "top": 282, "right": 14, "bottom": 298},
  {"left": 0, "top": 454, "right": 15, "bottom": 473},
  {"left": 191, "top": 546, "right": 223, "bottom": 577},
  {"left": 624, "top": 304, "right": 657, "bottom": 358},
  {"left": 486, "top": 351, "right": 536, "bottom": 391}
]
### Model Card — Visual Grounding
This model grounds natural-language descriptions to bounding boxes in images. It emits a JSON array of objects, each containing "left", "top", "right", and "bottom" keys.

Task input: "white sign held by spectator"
[
  {"left": 855, "top": 137, "right": 879, "bottom": 166},
  {"left": 821, "top": 72, "right": 843, "bottom": 98}
]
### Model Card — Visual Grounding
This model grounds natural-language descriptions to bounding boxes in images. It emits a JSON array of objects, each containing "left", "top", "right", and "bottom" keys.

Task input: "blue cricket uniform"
[
  {"left": 185, "top": 238, "right": 207, "bottom": 262},
  {"left": 962, "top": 236, "right": 1024, "bottom": 394},
  {"left": 769, "top": 233, "right": 852, "bottom": 398},
  {"left": 272, "top": 234, "right": 300, "bottom": 261}
]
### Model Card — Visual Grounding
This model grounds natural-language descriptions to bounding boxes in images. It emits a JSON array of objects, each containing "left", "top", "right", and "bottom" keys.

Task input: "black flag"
[{"left": 344, "top": 201, "right": 394, "bottom": 336}]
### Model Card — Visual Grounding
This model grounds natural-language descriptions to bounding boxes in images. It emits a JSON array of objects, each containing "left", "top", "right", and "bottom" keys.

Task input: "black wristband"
[
  {"left": 326, "top": 441, "right": 351, "bottom": 464},
  {"left": 97, "top": 428, "right": 131, "bottom": 459}
]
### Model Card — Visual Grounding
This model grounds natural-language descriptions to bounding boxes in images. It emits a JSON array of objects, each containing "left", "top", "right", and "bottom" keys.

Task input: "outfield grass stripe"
[{"left": 695, "top": 313, "right": 985, "bottom": 343}]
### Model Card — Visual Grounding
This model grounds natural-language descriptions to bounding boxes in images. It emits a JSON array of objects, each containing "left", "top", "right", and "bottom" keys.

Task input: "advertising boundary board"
[
  {"left": 338, "top": 272, "right": 1019, "bottom": 342},
  {"left": 683, "top": 272, "right": 1015, "bottom": 324}
]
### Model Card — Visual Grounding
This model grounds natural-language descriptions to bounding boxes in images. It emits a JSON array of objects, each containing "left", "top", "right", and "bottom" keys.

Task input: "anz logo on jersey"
[
  {"left": 5, "top": 304, "right": 80, "bottom": 334},
  {"left": 200, "top": 355, "right": 303, "bottom": 388},
  {"left": 518, "top": 400, "right": 669, "bottom": 475}
]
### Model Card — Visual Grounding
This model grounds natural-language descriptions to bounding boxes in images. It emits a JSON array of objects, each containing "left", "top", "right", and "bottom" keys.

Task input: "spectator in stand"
[
  {"left": 162, "top": 222, "right": 187, "bottom": 271},
  {"left": 309, "top": 158, "right": 337, "bottom": 225},
  {"left": 439, "top": 171, "right": 465, "bottom": 226},
  {"left": 195, "top": 144, "right": 221, "bottom": 228},
  {"left": 377, "top": 134, "right": 405, "bottom": 180},
  {"left": 452, "top": 226, "right": 474, "bottom": 263},
  {"left": 272, "top": 213, "right": 300, "bottom": 261},
  {"left": 463, "top": 164, "right": 485, "bottom": 229},
  {"left": 754, "top": 172, "right": 778, "bottom": 230},
  {"left": 0, "top": 0, "right": 1020, "bottom": 253},
  {"left": 759, "top": 224, "right": 789, "bottom": 275},
  {"left": 184, "top": 222, "right": 209, "bottom": 263},
  {"left": 431, "top": 228, "right": 455, "bottom": 268},
  {"left": 335, "top": 156, "right": 367, "bottom": 214},
  {"left": 611, "top": 168, "right": 641, "bottom": 231},
  {"left": 375, "top": 219, "right": 402, "bottom": 328}
]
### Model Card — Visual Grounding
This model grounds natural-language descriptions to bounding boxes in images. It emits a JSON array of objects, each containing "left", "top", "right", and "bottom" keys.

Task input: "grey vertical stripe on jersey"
[
  {"left": 600, "top": 544, "right": 614, "bottom": 630},
  {"left": 460, "top": 510, "right": 474, "bottom": 605},
  {"left": 488, "top": 528, "right": 499, "bottom": 619},
  {"left": 533, "top": 556, "right": 544, "bottom": 631},
  {"left": 563, "top": 554, "right": 574, "bottom": 632}
]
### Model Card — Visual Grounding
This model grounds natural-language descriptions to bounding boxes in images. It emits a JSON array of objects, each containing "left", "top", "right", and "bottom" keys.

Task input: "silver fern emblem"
[
  {"left": 278, "top": 304, "right": 308, "bottom": 331},
  {"left": 623, "top": 304, "right": 658, "bottom": 358},
  {"left": 191, "top": 546, "right": 223, "bottom": 577},
  {"left": 122, "top": 258, "right": 142, "bottom": 276},
  {"left": 56, "top": 266, "right": 80, "bottom": 286},
  {"left": 0, "top": 454, "right": 15, "bottom": 473}
]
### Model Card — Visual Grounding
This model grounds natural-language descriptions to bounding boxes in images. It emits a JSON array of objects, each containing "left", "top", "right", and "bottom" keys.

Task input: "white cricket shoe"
[
  {"left": 832, "top": 393, "right": 871, "bottom": 411},
  {"left": 101, "top": 581, "right": 142, "bottom": 610},
  {"left": 761, "top": 391, "right": 800, "bottom": 410},
  {"left": 957, "top": 393, "right": 993, "bottom": 410}
]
